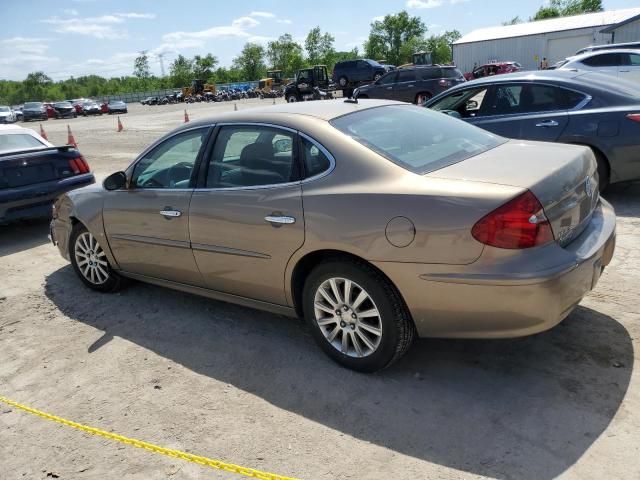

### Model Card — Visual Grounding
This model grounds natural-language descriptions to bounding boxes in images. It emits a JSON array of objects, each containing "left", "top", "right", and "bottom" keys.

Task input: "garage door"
[{"left": 547, "top": 35, "right": 593, "bottom": 63}]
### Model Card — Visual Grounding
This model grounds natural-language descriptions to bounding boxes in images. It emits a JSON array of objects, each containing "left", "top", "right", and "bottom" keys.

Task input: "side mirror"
[
  {"left": 273, "top": 138, "right": 292, "bottom": 153},
  {"left": 466, "top": 100, "right": 479, "bottom": 110},
  {"left": 441, "top": 110, "right": 462, "bottom": 119},
  {"left": 103, "top": 171, "right": 127, "bottom": 191}
]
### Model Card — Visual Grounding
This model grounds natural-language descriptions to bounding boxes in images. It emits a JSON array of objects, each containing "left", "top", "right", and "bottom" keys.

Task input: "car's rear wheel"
[
  {"left": 302, "top": 260, "right": 415, "bottom": 372},
  {"left": 287, "top": 94, "right": 298, "bottom": 103},
  {"left": 338, "top": 76, "right": 348, "bottom": 88},
  {"left": 70, "top": 224, "right": 122, "bottom": 292},
  {"left": 594, "top": 150, "right": 610, "bottom": 192},
  {"left": 415, "top": 92, "right": 432, "bottom": 105}
]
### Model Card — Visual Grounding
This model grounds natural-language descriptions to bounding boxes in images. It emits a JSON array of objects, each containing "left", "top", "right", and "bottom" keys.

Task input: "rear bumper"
[
  {"left": 374, "top": 198, "right": 616, "bottom": 338},
  {"left": 0, "top": 173, "right": 94, "bottom": 222}
]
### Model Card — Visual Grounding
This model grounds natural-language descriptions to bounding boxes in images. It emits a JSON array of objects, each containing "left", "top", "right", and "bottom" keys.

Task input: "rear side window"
[
  {"left": 301, "top": 137, "right": 331, "bottom": 178},
  {"left": 628, "top": 53, "right": 640, "bottom": 66},
  {"left": 419, "top": 68, "right": 441, "bottom": 80},
  {"left": 488, "top": 84, "right": 561, "bottom": 115},
  {"left": 0, "top": 133, "right": 46, "bottom": 153},
  {"left": 559, "top": 88, "right": 588, "bottom": 109},
  {"left": 398, "top": 70, "right": 416, "bottom": 82},
  {"left": 582, "top": 53, "right": 620, "bottom": 67},
  {"left": 442, "top": 68, "right": 463, "bottom": 79},
  {"left": 331, "top": 105, "right": 505, "bottom": 174}
]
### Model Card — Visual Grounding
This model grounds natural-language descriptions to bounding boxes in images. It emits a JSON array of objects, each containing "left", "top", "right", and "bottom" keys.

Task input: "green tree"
[
  {"left": 133, "top": 52, "right": 151, "bottom": 79},
  {"left": 193, "top": 54, "right": 218, "bottom": 82},
  {"left": 23, "top": 71, "right": 52, "bottom": 101},
  {"left": 426, "top": 30, "right": 461, "bottom": 65},
  {"left": 305, "top": 27, "right": 336, "bottom": 66},
  {"left": 267, "top": 34, "right": 306, "bottom": 76},
  {"left": 364, "top": 11, "right": 427, "bottom": 66},
  {"left": 169, "top": 55, "right": 194, "bottom": 88},
  {"left": 232, "top": 43, "right": 267, "bottom": 81},
  {"left": 534, "top": 0, "right": 602, "bottom": 20}
]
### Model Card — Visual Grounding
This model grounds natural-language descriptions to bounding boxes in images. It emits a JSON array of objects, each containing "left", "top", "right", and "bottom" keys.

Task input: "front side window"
[
  {"left": 132, "top": 128, "right": 207, "bottom": 189},
  {"left": 331, "top": 105, "right": 505, "bottom": 174},
  {"left": 206, "top": 125, "right": 297, "bottom": 188},
  {"left": 489, "top": 84, "right": 561, "bottom": 114},
  {"left": 398, "top": 70, "right": 416, "bottom": 82},
  {"left": 378, "top": 72, "right": 397, "bottom": 85},
  {"left": 429, "top": 87, "right": 490, "bottom": 118}
]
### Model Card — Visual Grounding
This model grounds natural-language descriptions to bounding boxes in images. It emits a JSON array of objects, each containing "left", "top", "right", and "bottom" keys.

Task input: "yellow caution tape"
[{"left": 0, "top": 395, "right": 300, "bottom": 480}]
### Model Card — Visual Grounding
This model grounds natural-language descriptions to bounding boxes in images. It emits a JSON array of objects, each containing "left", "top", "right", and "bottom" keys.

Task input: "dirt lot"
[{"left": 1, "top": 100, "right": 640, "bottom": 480}]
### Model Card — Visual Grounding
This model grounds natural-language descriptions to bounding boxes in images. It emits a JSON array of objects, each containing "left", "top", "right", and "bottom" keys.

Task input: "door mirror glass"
[
  {"left": 103, "top": 171, "right": 127, "bottom": 190},
  {"left": 273, "top": 137, "right": 292, "bottom": 153},
  {"left": 441, "top": 110, "right": 462, "bottom": 119},
  {"left": 466, "top": 99, "right": 479, "bottom": 110}
]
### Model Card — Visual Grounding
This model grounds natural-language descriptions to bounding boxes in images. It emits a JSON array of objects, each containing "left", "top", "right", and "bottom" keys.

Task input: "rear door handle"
[
  {"left": 386, "top": 87, "right": 393, "bottom": 90},
  {"left": 265, "top": 215, "right": 296, "bottom": 225},
  {"left": 160, "top": 209, "right": 182, "bottom": 218},
  {"left": 535, "top": 120, "right": 559, "bottom": 127}
]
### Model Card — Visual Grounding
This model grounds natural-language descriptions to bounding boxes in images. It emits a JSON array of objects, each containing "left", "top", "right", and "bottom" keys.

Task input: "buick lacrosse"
[{"left": 51, "top": 100, "right": 616, "bottom": 372}]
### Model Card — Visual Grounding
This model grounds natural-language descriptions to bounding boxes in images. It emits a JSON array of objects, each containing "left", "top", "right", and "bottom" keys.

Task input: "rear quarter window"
[
  {"left": 330, "top": 105, "right": 505, "bottom": 174},
  {"left": 442, "top": 68, "right": 464, "bottom": 78}
]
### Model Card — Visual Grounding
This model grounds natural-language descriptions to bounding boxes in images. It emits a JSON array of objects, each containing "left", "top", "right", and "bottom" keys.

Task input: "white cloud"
[
  {"left": 407, "top": 0, "right": 443, "bottom": 8},
  {"left": 41, "top": 12, "right": 155, "bottom": 39},
  {"left": 0, "top": 37, "right": 60, "bottom": 80},
  {"left": 450, "top": 0, "right": 470, "bottom": 3},
  {"left": 63, "top": 8, "right": 79, "bottom": 16},
  {"left": 231, "top": 16, "right": 260, "bottom": 29},
  {"left": 250, "top": 11, "right": 275, "bottom": 18},
  {"left": 372, "top": 15, "right": 385, "bottom": 22},
  {"left": 277, "top": 19, "right": 292, "bottom": 24}
]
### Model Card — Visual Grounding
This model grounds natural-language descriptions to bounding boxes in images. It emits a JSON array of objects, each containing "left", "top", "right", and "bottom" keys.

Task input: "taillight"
[
  {"left": 626, "top": 113, "right": 640, "bottom": 123},
  {"left": 471, "top": 190, "right": 554, "bottom": 249},
  {"left": 68, "top": 154, "right": 90, "bottom": 174}
]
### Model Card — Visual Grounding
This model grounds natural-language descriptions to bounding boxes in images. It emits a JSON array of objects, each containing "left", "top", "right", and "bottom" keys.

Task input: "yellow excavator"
[
  {"left": 257, "top": 70, "right": 288, "bottom": 93},
  {"left": 182, "top": 79, "right": 216, "bottom": 97}
]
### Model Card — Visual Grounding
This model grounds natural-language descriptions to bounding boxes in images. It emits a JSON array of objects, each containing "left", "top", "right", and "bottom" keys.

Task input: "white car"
[
  {"left": 557, "top": 49, "right": 640, "bottom": 83},
  {"left": 0, "top": 106, "right": 17, "bottom": 124}
]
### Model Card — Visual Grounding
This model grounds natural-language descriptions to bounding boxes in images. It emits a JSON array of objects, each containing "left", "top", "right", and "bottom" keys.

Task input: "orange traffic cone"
[
  {"left": 117, "top": 116, "right": 123, "bottom": 132},
  {"left": 39, "top": 123, "right": 48, "bottom": 141},
  {"left": 184, "top": 109, "right": 189, "bottom": 123},
  {"left": 67, "top": 125, "right": 78, "bottom": 148}
]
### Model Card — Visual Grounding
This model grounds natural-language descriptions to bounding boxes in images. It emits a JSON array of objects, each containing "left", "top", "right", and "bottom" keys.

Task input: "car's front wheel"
[
  {"left": 303, "top": 260, "right": 415, "bottom": 372},
  {"left": 287, "top": 94, "right": 298, "bottom": 103},
  {"left": 70, "top": 224, "right": 122, "bottom": 292}
]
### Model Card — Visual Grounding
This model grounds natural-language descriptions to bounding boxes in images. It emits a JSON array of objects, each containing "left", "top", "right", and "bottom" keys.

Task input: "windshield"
[
  {"left": 24, "top": 102, "right": 41, "bottom": 108},
  {"left": 442, "top": 68, "right": 463, "bottom": 78},
  {"left": 0, "top": 107, "right": 10, "bottom": 112},
  {"left": 55, "top": 102, "right": 70, "bottom": 107},
  {"left": 330, "top": 105, "right": 505, "bottom": 174}
]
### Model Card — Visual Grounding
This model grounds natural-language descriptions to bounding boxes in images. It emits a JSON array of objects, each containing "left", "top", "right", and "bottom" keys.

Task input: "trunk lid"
[
  {"left": 427, "top": 140, "right": 599, "bottom": 247},
  {"left": 0, "top": 147, "right": 80, "bottom": 189}
]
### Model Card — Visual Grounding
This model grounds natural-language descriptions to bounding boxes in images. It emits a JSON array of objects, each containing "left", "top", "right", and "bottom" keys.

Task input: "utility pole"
[{"left": 157, "top": 53, "right": 166, "bottom": 77}]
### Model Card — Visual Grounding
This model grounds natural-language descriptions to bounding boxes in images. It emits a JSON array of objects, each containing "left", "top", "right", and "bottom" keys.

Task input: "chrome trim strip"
[
  {"left": 110, "top": 234, "right": 191, "bottom": 249},
  {"left": 216, "top": 122, "right": 297, "bottom": 133},
  {"left": 191, "top": 243, "right": 271, "bottom": 259}
]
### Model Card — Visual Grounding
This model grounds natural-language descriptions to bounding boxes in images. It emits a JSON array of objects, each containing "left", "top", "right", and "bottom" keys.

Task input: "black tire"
[
  {"left": 338, "top": 76, "right": 348, "bottom": 88},
  {"left": 69, "top": 224, "right": 123, "bottom": 293},
  {"left": 594, "top": 150, "right": 610, "bottom": 192},
  {"left": 373, "top": 73, "right": 382, "bottom": 81},
  {"left": 287, "top": 94, "right": 298, "bottom": 103},
  {"left": 302, "top": 259, "right": 415, "bottom": 372},
  {"left": 415, "top": 92, "right": 432, "bottom": 105}
]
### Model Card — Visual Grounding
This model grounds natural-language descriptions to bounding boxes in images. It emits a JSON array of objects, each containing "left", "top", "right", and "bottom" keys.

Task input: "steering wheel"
[{"left": 167, "top": 162, "right": 193, "bottom": 187}]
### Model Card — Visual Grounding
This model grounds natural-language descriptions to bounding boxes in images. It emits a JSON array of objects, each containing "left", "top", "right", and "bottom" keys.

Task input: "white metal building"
[{"left": 453, "top": 8, "right": 640, "bottom": 73}]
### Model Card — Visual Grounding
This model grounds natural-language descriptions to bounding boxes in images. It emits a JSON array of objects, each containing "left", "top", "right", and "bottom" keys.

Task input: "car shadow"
[
  {"left": 603, "top": 180, "right": 640, "bottom": 218},
  {"left": 44, "top": 266, "right": 633, "bottom": 480},
  {"left": 0, "top": 218, "right": 51, "bottom": 257}
]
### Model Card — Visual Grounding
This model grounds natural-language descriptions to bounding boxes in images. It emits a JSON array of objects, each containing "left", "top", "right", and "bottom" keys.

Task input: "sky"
[{"left": 0, "top": 0, "right": 635, "bottom": 81}]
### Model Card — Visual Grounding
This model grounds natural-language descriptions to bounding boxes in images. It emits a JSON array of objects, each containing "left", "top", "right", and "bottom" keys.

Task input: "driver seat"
[{"left": 239, "top": 143, "right": 283, "bottom": 186}]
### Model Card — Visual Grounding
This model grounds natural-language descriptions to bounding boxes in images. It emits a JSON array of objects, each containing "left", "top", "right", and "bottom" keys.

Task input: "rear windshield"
[
  {"left": 0, "top": 133, "right": 46, "bottom": 153},
  {"left": 442, "top": 68, "right": 464, "bottom": 78},
  {"left": 0, "top": 106, "right": 10, "bottom": 112},
  {"left": 24, "top": 102, "right": 41, "bottom": 108},
  {"left": 330, "top": 105, "right": 505, "bottom": 174},
  {"left": 55, "top": 102, "right": 70, "bottom": 107}
]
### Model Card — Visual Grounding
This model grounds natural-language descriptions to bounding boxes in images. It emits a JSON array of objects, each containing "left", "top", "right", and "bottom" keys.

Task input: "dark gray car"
[
  {"left": 424, "top": 70, "right": 640, "bottom": 188},
  {"left": 355, "top": 66, "right": 466, "bottom": 104}
]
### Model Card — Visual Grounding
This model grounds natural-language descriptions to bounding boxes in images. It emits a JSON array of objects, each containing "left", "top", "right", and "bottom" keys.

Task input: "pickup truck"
[{"left": 0, "top": 125, "right": 95, "bottom": 223}]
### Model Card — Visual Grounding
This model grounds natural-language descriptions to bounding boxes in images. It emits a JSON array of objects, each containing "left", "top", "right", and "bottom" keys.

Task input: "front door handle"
[
  {"left": 386, "top": 86, "right": 393, "bottom": 90},
  {"left": 265, "top": 215, "right": 296, "bottom": 225},
  {"left": 160, "top": 209, "right": 182, "bottom": 218},
  {"left": 535, "top": 120, "right": 559, "bottom": 127}
]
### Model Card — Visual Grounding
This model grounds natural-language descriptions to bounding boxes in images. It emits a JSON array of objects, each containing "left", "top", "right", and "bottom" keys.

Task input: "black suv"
[
  {"left": 354, "top": 66, "right": 465, "bottom": 104},
  {"left": 332, "top": 59, "right": 388, "bottom": 88}
]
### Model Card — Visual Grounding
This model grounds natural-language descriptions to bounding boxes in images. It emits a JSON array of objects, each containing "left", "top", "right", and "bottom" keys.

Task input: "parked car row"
[{"left": 12, "top": 100, "right": 129, "bottom": 122}]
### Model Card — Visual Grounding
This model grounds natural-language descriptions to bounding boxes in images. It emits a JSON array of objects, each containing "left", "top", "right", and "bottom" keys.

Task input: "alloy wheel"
[
  {"left": 74, "top": 232, "right": 109, "bottom": 285},
  {"left": 313, "top": 277, "right": 383, "bottom": 358}
]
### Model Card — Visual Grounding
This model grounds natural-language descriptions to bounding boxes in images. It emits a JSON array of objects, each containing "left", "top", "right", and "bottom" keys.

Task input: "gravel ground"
[{"left": 1, "top": 100, "right": 639, "bottom": 480}]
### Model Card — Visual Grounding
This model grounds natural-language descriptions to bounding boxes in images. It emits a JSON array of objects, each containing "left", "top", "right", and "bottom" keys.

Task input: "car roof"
[
  {"left": 179, "top": 99, "right": 404, "bottom": 129},
  {"left": 568, "top": 48, "right": 640, "bottom": 61},
  {"left": 458, "top": 69, "right": 585, "bottom": 86}
]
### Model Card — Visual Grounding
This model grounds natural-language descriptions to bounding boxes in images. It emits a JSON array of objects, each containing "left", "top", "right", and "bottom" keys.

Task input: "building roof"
[{"left": 454, "top": 7, "right": 640, "bottom": 45}]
